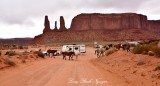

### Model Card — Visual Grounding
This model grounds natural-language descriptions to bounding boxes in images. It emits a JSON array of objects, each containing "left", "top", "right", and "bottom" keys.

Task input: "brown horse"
[
  {"left": 47, "top": 49, "right": 58, "bottom": 57},
  {"left": 114, "top": 43, "right": 122, "bottom": 50},
  {"left": 62, "top": 52, "right": 75, "bottom": 60}
]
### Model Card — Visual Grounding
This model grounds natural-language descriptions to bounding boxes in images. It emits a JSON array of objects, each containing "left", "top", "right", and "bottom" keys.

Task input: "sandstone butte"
[{"left": 31, "top": 13, "right": 160, "bottom": 44}]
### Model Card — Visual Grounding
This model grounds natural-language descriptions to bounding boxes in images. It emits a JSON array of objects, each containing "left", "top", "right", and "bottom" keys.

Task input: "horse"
[
  {"left": 62, "top": 51, "right": 75, "bottom": 60},
  {"left": 121, "top": 43, "right": 131, "bottom": 52},
  {"left": 114, "top": 43, "right": 122, "bottom": 50},
  {"left": 95, "top": 45, "right": 110, "bottom": 57},
  {"left": 108, "top": 44, "right": 113, "bottom": 48},
  {"left": 47, "top": 49, "right": 58, "bottom": 58}
]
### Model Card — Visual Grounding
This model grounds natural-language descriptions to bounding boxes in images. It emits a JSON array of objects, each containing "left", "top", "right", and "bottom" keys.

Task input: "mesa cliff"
[{"left": 32, "top": 13, "right": 160, "bottom": 44}]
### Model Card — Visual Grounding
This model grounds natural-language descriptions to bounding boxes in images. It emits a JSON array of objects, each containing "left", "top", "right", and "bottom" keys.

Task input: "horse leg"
[
  {"left": 100, "top": 51, "right": 102, "bottom": 57},
  {"left": 71, "top": 55, "right": 74, "bottom": 60},
  {"left": 63, "top": 55, "right": 66, "bottom": 60},
  {"left": 63, "top": 55, "right": 64, "bottom": 60},
  {"left": 97, "top": 52, "right": 99, "bottom": 57},
  {"left": 69, "top": 55, "right": 70, "bottom": 60},
  {"left": 95, "top": 50, "right": 97, "bottom": 55},
  {"left": 48, "top": 53, "right": 50, "bottom": 57}
]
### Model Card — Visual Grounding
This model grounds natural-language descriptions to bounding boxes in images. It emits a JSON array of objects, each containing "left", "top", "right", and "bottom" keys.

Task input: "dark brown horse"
[
  {"left": 114, "top": 43, "right": 122, "bottom": 50},
  {"left": 62, "top": 52, "right": 75, "bottom": 60},
  {"left": 47, "top": 49, "right": 57, "bottom": 57}
]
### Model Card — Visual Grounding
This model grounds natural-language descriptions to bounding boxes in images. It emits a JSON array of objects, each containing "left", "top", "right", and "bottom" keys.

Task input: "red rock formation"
[
  {"left": 59, "top": 16, "right": 67, "bottom": 31},
  {"left": 43, "top": 16, "right": 52, "bottom": 33},
  {"left": 32, "top": 13, "right": 160, "bottom": 44},
  {"left": 70, "top": 13, "right": 148, "bottom": 30},
  {"left": 53, "top": 21, "right": 58, "bottom": 31},
  {"left": 148, "top": 20, "right": 160, "bottom": 34}
]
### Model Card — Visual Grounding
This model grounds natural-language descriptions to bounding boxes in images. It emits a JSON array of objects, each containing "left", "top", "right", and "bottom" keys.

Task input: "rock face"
[
  {"left": 148, "top": 20, "right": 160, "bottom": 34},
  {"left": 32, "top": 13, "right": 160, "bottom": 44},
  {"left": 53, "top": 21, "right": 58, "bottom": 31},
  {"left": 70, "top": 13, "right": 148, "bottom": 30},
  {"left": 43, "top": 16, "right": 52, "bottom": 33},
  {"left": 59, "top": 16, "right": 67, "bottom": 31}
]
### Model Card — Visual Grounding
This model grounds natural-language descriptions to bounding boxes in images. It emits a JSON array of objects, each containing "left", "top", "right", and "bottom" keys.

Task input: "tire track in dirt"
[{"left": 0, "top": 47, "right": 110, "bottom": 86}]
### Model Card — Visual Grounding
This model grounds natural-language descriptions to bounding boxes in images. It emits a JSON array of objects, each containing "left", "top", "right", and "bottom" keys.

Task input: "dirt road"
[{"left": 0, "top": 47, "right": 110, "bottom": 86}]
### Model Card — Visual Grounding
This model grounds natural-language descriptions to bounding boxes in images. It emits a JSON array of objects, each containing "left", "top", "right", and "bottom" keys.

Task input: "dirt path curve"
[{"left": 0, "top": 47, "right": 110, "bottom": 86}]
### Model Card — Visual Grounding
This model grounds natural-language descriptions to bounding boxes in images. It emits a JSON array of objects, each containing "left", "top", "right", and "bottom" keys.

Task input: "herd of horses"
[
  {"left": 41, "top": 41, "right": 140, "bottom": 59},
  {"left": 42, "top": 49, "right": 78, "bottom": 60},
  {"left": 95, "top": 41, "right": 140, "bottom": 57},
  {"left": 1, "top": 40, "right": 158, "bottom": 60}
]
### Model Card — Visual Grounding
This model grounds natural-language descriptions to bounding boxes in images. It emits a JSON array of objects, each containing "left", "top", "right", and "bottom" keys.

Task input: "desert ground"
[{"left": 0, "top": 46, "right": 160, "bottom": 86}]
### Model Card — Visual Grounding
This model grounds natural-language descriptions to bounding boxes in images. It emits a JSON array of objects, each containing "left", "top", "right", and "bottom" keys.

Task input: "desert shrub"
[
  {"left": 22, "top": 51, "right": 30, "bottom": 55},
  {"left": 19, "top": 46, "right": 23, "bottom": 49},
  {"left": 148, "top": 51, "right": 155, "bottom": 56},
  {"left": 154, "top": 65, "right": 160, "bottom": 71},
  {"left": 133, "top": 45, "right": 146, "bottom": 54},
  {"left": 4, "top": 58, "right": 16, "bottom": 66},
  {"left": 133, "top": 42, "right": 157, "bottom": 54},
  {"left": 137, "top": 60, "right": 145, "bottom": 65},
  {"left": 34, "top": 51, "right": 45, "bottom": 58},
  {"left": 21, "top": 59, "right": 26, "bottom": 63},
  {"left": 5, "top": 51, "right": 17, "bottom": 56},
  {"left": 151, "top": 47, "right": 160, "bottom": 58},
  {"left": 105, "top": 48, "right": 117, "bottom": 56}
]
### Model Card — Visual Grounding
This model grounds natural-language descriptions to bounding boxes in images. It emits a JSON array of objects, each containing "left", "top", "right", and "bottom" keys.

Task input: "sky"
[{"left": 0, "top": 0, "right": 160, "bottom": 38}]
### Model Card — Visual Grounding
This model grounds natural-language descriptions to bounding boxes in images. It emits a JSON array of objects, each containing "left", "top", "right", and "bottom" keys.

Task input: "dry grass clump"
[
  {"left": 148, "top": 51, "right": 155, "bottom": 56},
  {"left": 3, "top": 58, "right": 16, "bottom": 66},
  {"left": 154, "top": 65, "right": 160, "bottom": 71},
  {"left": 21, "top": 59, "right": 26, "bottom": 63},
  {"left": 151, "top": 47, "right": 160, "bottom": 58},
  {"left": 133, "top": 41, "right": 158, "bottom": 54},
  {"left": 5, "top": 51, "right": 17, "bottom": 56},
  {"left": 133, "top": 45, "right": 150, "bottom": 54},
  {"left": 105, "top": 48, "right": 117, "bottom": 56},
  {"left": 22, "top": 51, "right": 31, "bottom": 55},
  {"left": 137, "top": 60, "right": 145, "bottom": 65},
  {"left": 33, "top": 51, "right": 45, "bottom": 58},
  {"left": 133, "top": 41, "right": 160, "bottom": 58}
]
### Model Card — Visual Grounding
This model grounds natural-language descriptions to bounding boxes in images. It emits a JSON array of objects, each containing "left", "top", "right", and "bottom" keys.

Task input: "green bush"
[{"left": 34, "top": 51, "right": 45, "bottom": 58}]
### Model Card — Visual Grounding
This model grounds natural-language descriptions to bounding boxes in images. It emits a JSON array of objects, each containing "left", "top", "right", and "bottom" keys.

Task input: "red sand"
[{"left": 0, "top": 47, "right": 160, "bottom": 86}]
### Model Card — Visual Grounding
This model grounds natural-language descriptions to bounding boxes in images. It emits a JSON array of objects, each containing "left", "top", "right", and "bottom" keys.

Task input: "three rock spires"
[{"left": 43, "top": 15, "right": 67, "bottom": 33}]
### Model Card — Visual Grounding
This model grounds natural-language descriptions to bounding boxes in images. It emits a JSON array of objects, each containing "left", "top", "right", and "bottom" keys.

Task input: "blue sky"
[{"left": 0, "top": 0, "right": 160, "bottom": 38}]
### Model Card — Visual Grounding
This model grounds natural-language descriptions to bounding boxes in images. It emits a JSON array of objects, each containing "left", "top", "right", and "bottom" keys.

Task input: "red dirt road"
[{"left": 0, "top": 48, "right": 111, "bottom": 86}]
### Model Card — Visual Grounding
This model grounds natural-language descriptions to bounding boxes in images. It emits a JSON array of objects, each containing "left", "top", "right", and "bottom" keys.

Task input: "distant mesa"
[
  {"left": 32, "top": 13, "right": 160, "bottom": 44},
  {"left": 70, "top": 13, "right": 148, "bottom": 30}
]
